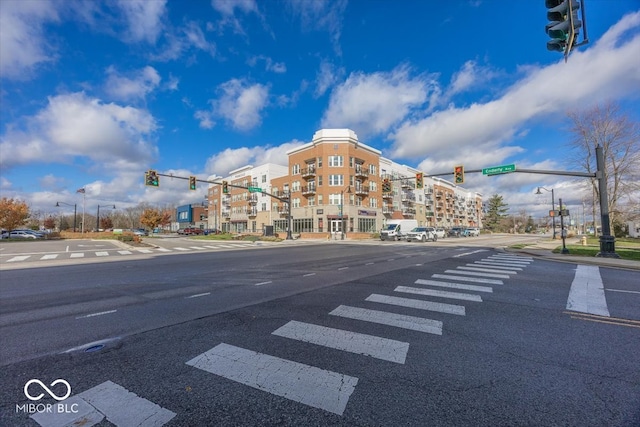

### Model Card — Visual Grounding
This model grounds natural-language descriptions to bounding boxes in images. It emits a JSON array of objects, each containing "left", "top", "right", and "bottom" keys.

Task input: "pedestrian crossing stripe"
[
  {"left": 394, "top": 286, "right": 483, "bottom": 302},
  {"left": 186, "top": 343, "right": 358, "bottom": 416},
  {"left": 329, "top": 305, "right": 443, "bottom": 335}
]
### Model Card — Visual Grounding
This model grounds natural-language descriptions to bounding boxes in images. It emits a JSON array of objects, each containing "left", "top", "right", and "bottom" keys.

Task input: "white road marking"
[
  {"left": 366, "top": 294, "right": 465, "bottom": 315},
  {"left": 457, "top": 266, "right": 519, "bottom": 275},
  {"left": 453, "top": 249, "right": 489, "bottom": 257},
  {"left": 174, "top": 247, "right": 189, "bottom": 251},
  {"left": 471, "top": 262, "right": 523, "bottom": 271},
  {"left": 491, "top": 254, "right": 532, "bottom": 261},
  {"left": 190, "top": 246, "right": 206, "bottom": 250},
  {"left": 432, "top": 274, "right": 504, "bottom": 285},
  {"left": 95, "top": 251, "right": 109, "bottom": 257},
  {"left": 303, "top": 273, "right": 316, "bottom": 277},
  {"left": 136, "top": 249, "right": 153, "bottom": 254},
  {"left": 76, "top": 310, "right": 117, "bottom": 319},
  {"left": 33, "top": 380, "right": 176, "bottom": 427},
  {"left": 40, "top": 254, "right": 58, "bottom": 260},
  {"left": 329, "top": 305, "right": 443, "bottom": 335},
  {"left": 156, "top": 248, "right": 171, "bottom": 252},
  {"left": 7, "top": 256, "right": 30, "bottom": 262},
  {"left": 415, "top": 279, "right": 493, "bottom": 293},
  {"left": 444, "top": 269, "right": 510, "bottom": 279},
  {"left": 255, "top": 281, "right": 272, "bottom": 286},
  {"left": 186, "top": 292, "right": 211, "bottom": 299},
  {"left": 606, "top": 289, "right": 640, "bottom": 294},
  {"left": 117, "top": 250, "right": 132, "bottom": 255},
  {"left": 186, "top": 343, "right": 358, "bottom": 416},
  {"left": 566, "top": 265, "right": 610, "bottom": 316},
  {"left": 272, "top": 320, "right": 409, "bottom": 364},
  {"left": 70, "top": 253, "right": 85, "bottom": 258},
  {"left": 395, "top": 286, "right": 482, "bottom": 302},
  {"left": 338, "top": 266, "right": 349, "bottom": 270}
]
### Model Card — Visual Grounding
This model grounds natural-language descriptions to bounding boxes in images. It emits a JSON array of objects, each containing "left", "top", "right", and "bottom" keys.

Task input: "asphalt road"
[{"left": 1, "top": 240, "right": 639, "bottom": 426}]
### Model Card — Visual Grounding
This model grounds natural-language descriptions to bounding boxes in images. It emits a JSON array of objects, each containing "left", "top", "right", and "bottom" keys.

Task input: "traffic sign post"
[{"left": 482, "top": 164, "right": 516, "bottom": 175}]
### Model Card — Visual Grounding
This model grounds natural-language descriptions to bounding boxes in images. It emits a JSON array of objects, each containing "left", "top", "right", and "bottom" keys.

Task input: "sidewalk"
[{"left": 505, "top": 237, "right": 640, "bottom": 271}]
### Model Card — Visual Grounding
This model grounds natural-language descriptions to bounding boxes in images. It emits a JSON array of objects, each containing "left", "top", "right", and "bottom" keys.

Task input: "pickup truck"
[{"left": 177, "top": 227, "right": 203, "bottom": 235}]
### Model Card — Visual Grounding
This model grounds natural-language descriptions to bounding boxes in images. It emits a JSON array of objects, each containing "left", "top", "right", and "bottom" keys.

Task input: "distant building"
[
  {"left": 206, "top": 129, "right": 482, "bottom": 237},
  {"left": 176, "top": 204, "right": 207, "bottom": 231}
]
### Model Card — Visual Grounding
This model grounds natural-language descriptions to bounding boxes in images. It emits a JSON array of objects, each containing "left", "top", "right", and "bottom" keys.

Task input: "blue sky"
[{"left": 1, "top": 0, "right": 639, "bottom": 220}]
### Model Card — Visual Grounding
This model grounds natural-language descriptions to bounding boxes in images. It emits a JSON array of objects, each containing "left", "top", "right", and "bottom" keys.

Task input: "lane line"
[
  {"left": 186, "top": 292, "right": 211, "bottom": 299},
  {"left": 186, "top": 343, "right": 358, "bottom": 416},
  {"left": 255, "top": 281, "right": 272, "bottom": 286},
  {"left": 272, "top": 320, "right": 409, "bottom": 364},
  {"left": 76, "top": 310, "right": 117, "bottom": 319},
  {"left": 566, "top": 265, "right": 610, "bottom": 316},
  {"left": 606, "top": 289, "right": 640, "bottom": 295},
  {"left": 329, "top": 305, "right": 442, "bottom": 335},
  {"left": 303, "top": 273, "right": 316, "bottom": 277}
]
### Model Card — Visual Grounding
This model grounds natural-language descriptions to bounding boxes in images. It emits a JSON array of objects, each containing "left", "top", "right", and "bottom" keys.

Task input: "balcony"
[
  {"left": 402, "top": 208, "right": 416, "bottom": 217},
  {"left": 301, "top": 166, "right": 316, "bottom": 179},
  {"left": 401, "top": 179, "right": 413, "bottom": 189},
  {"left": 247, "top": 208, "right": 257, "bottom": 218},
  {"left": 248, "top": 194, "right": 258, "bottom": 205},
  {"left": 354, "top": 185, "right": 369, "bottom": 196},
  {"left": 222, "top": 210, "right": 231, "bottom": 219},
  {"left": 382, "top": 192, "right": 393, "bottom": 200},
  {"left": 302, "top": 185, "right": 316, "bottom": 195},
  {"left": 382, "top": 206, "right": 394, "bottom": 215},
  {"left": 354, "top": 166, "right": 369, "bottom": 179},
  {"left": 278, "top": 207, "right": 289, "bottom": 215}
]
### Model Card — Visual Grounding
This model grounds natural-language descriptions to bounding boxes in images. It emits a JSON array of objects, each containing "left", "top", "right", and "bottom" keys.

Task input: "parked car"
[
  {"left": 464, "top": 227, "right": 480, "bottom": 237},
  {"left": 177, "top": 227, "right": 204, "bottom": 235},
  {"left": 132, "top": 228, "right": 148, "bottom": 236},
  {"left": 406, "top": 227, "right": 437, "bottom": 242},
  {"left": 448, "top": 227, "right": 464, "bottom": 237},
  {"left": 203, "top": 229, "right": 222, "bottom": 235},
  {"left": 434, "top": 228, "right": 446, "bottom": 239},
  {"left": 9, "top": 230, "right": 42, "bottom": 239},
  {"left": 1, "top": 230, "right": 9, "bottom": 239}
]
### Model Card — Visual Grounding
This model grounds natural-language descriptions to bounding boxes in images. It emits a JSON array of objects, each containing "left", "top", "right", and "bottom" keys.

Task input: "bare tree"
[{"left": 566, "top": 102, "right": 640, "bottom": 235}]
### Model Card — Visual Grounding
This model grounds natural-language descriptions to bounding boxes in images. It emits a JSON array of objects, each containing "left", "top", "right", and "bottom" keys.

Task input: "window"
[
  {"left": 317, "top": 157, "right": 323, "bottom": 167},
  {"left": 369, "top": 198, "right": 378, "bottom": 208},
  {"left": 262, "top": 174, "right": 267, "bottom": 183},
  {"left": 329, "top": 194, "right": 342, "bottom": 205},
  {"left": 308, "top": 197, "right": 315, "bottom": 206},
  {"left": 355, "top": 196, "right": 362, "bottom": 207},
  {"left": 292, "top": 198, "right": 301, "bottom": 208},
  {"left": 328, "top": 155, "right": 343, "bottom": 167},
  {"left": 370, "top": 181, "right": 377, "bottom": 192},
  {"left": 318, "top": 195, "right": 323, "bottom": 205},
  {"left": 292, "top": 164, "right": 300, "bottom": 175},
  {"left": 292, "top": 181, "right": 301, "bottom": 192},
  {"left": 369, "top": 164, "right": 377, "bottom": 175},
  {"left": 329, "top": 174, "right": 343, "bottom": 186},
  {"left": 358, "top": 218, "right": 377, "bottom": 233},
  {"left": 349, "top": 157, "right": 354, "bottom": 167},
  {"left": 318, "top": 175, "right": 323, "bottom": 186}
]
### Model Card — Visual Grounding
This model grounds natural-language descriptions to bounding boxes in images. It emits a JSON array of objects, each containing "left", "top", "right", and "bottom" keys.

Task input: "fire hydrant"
[{"left": 581, "top": 236, "right": 587, "bottom": 246}]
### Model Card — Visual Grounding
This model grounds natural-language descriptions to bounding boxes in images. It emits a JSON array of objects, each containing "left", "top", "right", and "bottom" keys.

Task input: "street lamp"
[
  {"left": 55, "top": 202, "right": 77, "bottom": 232},
  {"left": 535, "top": 187, "right": 556, "bottom": 239},
  {"left": 96, "top": 204, "right": 116, "bottom": 231},
  {"left": 340, "top": 186, "right": 352, "bottom": 240}
]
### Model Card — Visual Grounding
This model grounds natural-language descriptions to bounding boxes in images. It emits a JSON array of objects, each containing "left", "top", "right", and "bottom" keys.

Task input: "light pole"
[
  {"left": 535, "top": 187, "right": 556, "bottom": 239},
  {"left": 340, "top": 186, "right": 352, "bottom": 240},
  {"left": 96, "top": 204, "right": 115, "bottom": 231},
  {"left": 55, "top": 202, "right": 77, "bottom": 232}
]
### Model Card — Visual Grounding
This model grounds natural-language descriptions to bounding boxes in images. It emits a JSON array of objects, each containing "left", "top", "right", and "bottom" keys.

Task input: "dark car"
[{"left": 448, "top": 227, "right": 464, "bottom": 237}]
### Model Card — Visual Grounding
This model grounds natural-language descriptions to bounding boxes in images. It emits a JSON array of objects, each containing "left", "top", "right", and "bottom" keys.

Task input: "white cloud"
[
  {"left": 247, "top": 55, "right": 286, "bottom": 73},
  {"left": 151, "top": 21, "right": 216, "bottom": 61},
  {"left": 0, "top": 0, "right": 60, "bottom": 79},
  {"left": 104, "top": 66, "right": 161, "bottom": 102},
  {"left": 287, "top": 0, "right": 348, "bottom": 55},
  {"left": 210, "top": 79, "right": 270, "bottom": 131},
  {"left": 115, "top": 0, "right": 167, "bottom": 44},
  {"left": 390, "top": 11, "right": 640, "bottom": 165},
  {"left": 0, "top": 92, "right": 158, "bottom": 169},
  {"left": 205, "top": 141, "right": 304, "bottom": 176},
  {"left": 321, "top": 65, "right": 433, "bottom": 138},
  {"left": 314, "top": 60, "right": 344, "bottom": 98},
  {"left": 211, "top": 0, "right": 262, "bottom": 36}
]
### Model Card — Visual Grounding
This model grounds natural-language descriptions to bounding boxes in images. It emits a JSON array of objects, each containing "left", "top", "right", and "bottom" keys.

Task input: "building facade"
[{"left": 207, "top": 129, "right": 483, "bottom": 237}]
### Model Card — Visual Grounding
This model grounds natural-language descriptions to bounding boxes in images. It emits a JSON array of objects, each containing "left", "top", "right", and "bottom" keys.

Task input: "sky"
[{"left": 1, "top": 0, "right": 639, "bottom": 223}]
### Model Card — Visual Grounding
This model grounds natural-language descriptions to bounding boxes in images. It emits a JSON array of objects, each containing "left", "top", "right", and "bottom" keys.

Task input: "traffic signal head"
[
  {"left": 222, "top": 181, "right": 229, "bottom": 193},
  {"left": 145, "top": 170, "right": 159, "bottom": 187},
  {"left": 415, "top": 172, "right": 424, "bottom": 189},
  {"left": 189, "top": 176, "right": 197, "bottom": 191},
  {"left": 454, "top": 165, "right": 464, "bottom": 184},
  {"left": 382, "top": 178, "right": 391, "bottom": 193},
  {"left": 545, "top": 0, "right": 581, "bottom": 54}
]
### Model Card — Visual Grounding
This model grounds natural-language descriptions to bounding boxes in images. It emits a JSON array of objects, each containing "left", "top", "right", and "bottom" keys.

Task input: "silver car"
[{"left": 406, "top": 227, "right": 437, "bottom": 242}]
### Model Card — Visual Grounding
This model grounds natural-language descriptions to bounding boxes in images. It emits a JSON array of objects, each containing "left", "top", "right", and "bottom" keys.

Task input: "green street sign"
[
  {"left": 248, "top": 187, "right": 262, "bottom": 193},
  {"left": 482, "top": 164, "right": 516, "bottom": 175}
]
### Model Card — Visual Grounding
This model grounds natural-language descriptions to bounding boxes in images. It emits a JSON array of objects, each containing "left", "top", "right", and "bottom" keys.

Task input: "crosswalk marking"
[
  {"left": 7, "top": 255, "right": 30, "bottom": 262},
  {"left": 156, "top": 247, "right": 171, "bottom": 252},
  {"left": 186, "top": 343, "right": 358, "bottom": 416},
  {"left": 415, "top": 279, "right": 493, "bottom": 293},
  {"left": 40, "top": 254, "right": 58, "bottom": 260},
  {"left": 432, "top": 274, "right": 504, "bottom": 285},
  {"left": 329, "top": 305, "right": 443, "bottom": 335},
  {"left": 96, "top": 251, "right": 109, "bottom": 257},
  {"left": 457, "top": 266, "right": 519, "bottom": 275},
  {"left": 566, "top": 265, "right": 610, "bottom": 316},
  {"left": 136, "top": 249, "right": 153, "bottom": 253},
  {"left": 190, "top": 246, "right": 206, "bottom": 250},
  {"left": 366, "top": 294, "right": 466, "bottom": 315},
  {"left": 490, "top": 254, "right": 532, "bottom": 261},
  {"left": 272, "top": 320, "right": 409, "bottom": 364},
  {"left": 118, "top": 250, "right": 132, "bottom": 255},
  {"left": 31, "top": 380, "right": 175, "bottom": 427},
  {"left": 475, "top": 260, "right": 527, "bottom": 268},
  {"left": 444, "top": 269, "right": 511, "bottom": 279},
  {"left": 174, "top": 247, "right": 189, "bottom": 251},
  {"left": 470, "top": 262, "right": 522, "bottom": 271},
  {"left": 395, "top": 286, "right": 483, "bottom": 302},
  {"left": 70, "top": 252, "right": 85, "bottom": 258}
]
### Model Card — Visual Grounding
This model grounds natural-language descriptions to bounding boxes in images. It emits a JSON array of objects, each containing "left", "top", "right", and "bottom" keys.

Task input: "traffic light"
[
  {"left": 222, "top": 181, "right": 229, "bottom": 194},
  {"left": 454, "top": 165, "right": 464, "bottom": 184},
  {"left": 382, "top": 178, "right": 392, "bottom": 193},
  {"left": 145, "top": 170, "right": 159, "bottom": 187},
  {"left": 189, "top": 176, "right": 197, "bottom": 191},
  {"left": 546, "top": 0, "right": 581, "bottom": 54},
  {"left": 415, "top": 172, "right": 424, "bottom": 189}
]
